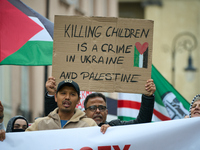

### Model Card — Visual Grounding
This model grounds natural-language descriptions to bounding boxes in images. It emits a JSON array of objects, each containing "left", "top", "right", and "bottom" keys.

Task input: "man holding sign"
[
  {"left": 45, "top": 16, "right": 155, "bottom": 127},
  {"left": 45, "top": 77, "right": 155, "bottom": 126},
  {"left": 85, "top": 79, "right": 155, "bottom": 126},
  {"left": 26, "top": 80, "right": 98, "bottom": 131}
]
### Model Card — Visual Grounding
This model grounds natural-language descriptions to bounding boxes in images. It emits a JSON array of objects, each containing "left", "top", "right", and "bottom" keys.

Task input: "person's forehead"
[
  {"left": 193, "top": 99, "right": 200, "bottom": 105},
  {"left": 14, "top": 119, "right": 27, "bottom": 125},
  {"left": 87, "top": 96, "right": 106, "bottom": 105}
]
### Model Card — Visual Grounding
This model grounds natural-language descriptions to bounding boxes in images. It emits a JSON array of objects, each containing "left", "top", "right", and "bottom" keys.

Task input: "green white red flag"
[
  {"left": 118, "top": 65, "right": 190, "bottom": 121},
  {"left": 0, "top": 0, "right": 53, "bottom": 66}
]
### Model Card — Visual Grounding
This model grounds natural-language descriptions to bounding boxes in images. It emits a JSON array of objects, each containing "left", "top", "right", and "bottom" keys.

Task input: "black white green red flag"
[
  {"left": 117, "top": 65, "right": 190, "bottom": 122},
  {"left": 152, "top": 65, "right": 189, "bottom": 119},
  {"left": 0, "top": 0, "right": 53, "bottom": 66}
]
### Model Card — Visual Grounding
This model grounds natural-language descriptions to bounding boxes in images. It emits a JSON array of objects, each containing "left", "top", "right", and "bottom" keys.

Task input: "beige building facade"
[
  {"left": 145, "top": 0, "right": 200, "bottom": 102},
  {"left": 1, "top": 0, "right": 199, "bottom": 124}
]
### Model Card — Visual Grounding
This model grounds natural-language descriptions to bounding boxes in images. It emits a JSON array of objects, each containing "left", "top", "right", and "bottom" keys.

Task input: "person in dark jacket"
[
  {"left": 45, "top": 77, "right": 156, "bottom": 126},
  {"left": 84, "top": 92, "right": 155, "bottom": 126}
]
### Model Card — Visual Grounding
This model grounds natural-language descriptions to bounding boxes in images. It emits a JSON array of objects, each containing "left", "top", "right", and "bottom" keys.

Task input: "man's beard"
[{"left": 60, "top": 107, "right": 72, "bottom": 113}]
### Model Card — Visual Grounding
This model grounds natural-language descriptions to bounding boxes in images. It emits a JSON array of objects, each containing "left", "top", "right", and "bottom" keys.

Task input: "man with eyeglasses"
[
  {"left": 84, "top": 79, "right": 155, "bottom": 126},
  {"left": 45, "top": 77, "right": 156, "bottom": 126},
  {"left": 84, "top": 93, "right": 108, "bottom": 126}
]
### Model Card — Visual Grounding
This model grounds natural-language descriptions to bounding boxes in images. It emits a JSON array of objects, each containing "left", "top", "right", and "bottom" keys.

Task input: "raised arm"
[
  {"left": 45, "top": 76, "right": 57, "bottom": 116},
  {"left": 0, "top": 101, "right": 6, "bottom": 130},
  {"left": 0, "top": 101, "right": 6, "bottom": 142},
  {"left": 0, "top": 101, "right": 4, "bottom": 124},
  {"left": 0, "top": 129, "right": 5, "bottom": 142},
  {"left": 108, "top": 79, "right": 156, "bottom": 126}
]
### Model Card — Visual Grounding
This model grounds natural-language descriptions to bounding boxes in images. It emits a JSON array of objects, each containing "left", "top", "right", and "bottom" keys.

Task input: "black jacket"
[
  {"left": 44, "top": 93, "right": 154, "bottom": 127},
  {"left": 108, "top": 94, "right": 154, "bottom": 126}
]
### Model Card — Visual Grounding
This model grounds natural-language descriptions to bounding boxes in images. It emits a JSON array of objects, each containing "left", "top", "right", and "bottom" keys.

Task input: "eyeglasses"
[{"left": 85, "top": 105, "right": 107, "bottom": 112}]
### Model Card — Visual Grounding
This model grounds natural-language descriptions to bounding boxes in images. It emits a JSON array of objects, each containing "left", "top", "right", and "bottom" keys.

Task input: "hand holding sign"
[{"left": 45, "top": 76, "right": 56, "bottom": 95}]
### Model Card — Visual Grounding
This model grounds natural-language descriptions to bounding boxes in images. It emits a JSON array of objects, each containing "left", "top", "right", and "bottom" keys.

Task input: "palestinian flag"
[
  {"left": 117, "top": 65, "right": 190, "bottom": 122},
  {"left": 0, "top": 0, "right": 53, "bottom": 66},
  {"left": 133, "top": 42, "right": 148, "bottom": 68}
]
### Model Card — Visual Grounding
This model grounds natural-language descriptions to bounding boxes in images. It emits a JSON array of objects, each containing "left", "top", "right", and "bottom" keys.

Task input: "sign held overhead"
[{"left": 52, "top": 15, "right": 154, "bottom": 94}]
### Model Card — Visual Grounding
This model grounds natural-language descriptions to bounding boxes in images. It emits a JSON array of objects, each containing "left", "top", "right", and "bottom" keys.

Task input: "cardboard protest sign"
[{"left": 52, "top": 15, "right": 154, "bottom": 94}]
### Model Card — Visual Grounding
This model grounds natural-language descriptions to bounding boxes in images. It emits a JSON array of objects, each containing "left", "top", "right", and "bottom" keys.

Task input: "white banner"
[{"left": 1, "top": 117, "right": 200, "bottom": 150}]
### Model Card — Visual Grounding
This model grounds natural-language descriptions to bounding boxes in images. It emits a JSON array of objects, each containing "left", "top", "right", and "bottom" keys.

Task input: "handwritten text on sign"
[{"left": 52, "top": 16, "right": 154, "bottom": 93}]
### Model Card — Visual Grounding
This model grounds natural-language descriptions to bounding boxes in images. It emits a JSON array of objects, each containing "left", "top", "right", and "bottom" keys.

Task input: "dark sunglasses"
[{"left": 85, "top": 105, "right": 107, "bottom": 112}]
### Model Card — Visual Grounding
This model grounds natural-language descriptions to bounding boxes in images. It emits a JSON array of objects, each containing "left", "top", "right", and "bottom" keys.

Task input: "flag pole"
[{"left": 44, "top": 0, "right": 50, "bottom": 116}]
